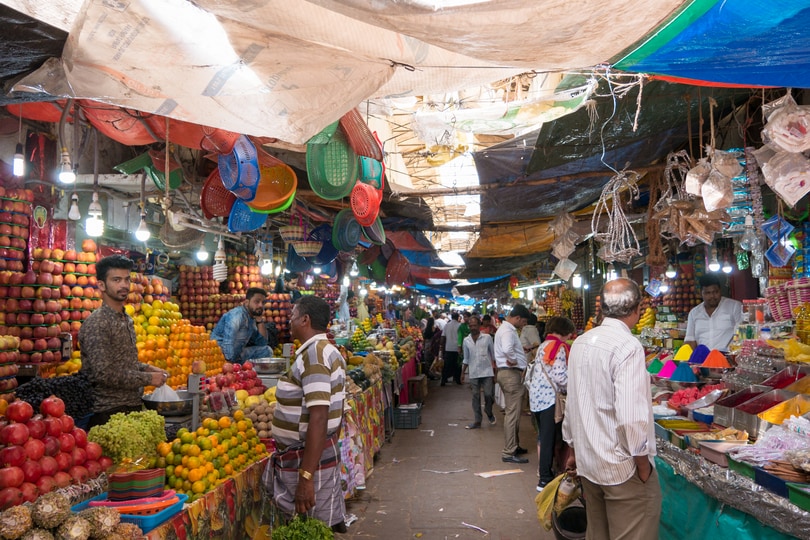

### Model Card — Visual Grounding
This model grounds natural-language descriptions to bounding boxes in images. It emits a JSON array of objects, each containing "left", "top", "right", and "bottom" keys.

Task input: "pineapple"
[{"left": 0, "top": 505, "right": 32, "bottom": 540}]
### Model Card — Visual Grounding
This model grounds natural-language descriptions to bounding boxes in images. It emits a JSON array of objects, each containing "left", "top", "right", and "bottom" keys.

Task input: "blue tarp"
[{"left": 616, "top": 1, "right": 810, "bottom": 88}]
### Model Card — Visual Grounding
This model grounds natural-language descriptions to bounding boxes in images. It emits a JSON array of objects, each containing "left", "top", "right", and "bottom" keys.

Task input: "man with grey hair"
[{"left": 562, "top": 278, "right": 661, "bottom": 539}]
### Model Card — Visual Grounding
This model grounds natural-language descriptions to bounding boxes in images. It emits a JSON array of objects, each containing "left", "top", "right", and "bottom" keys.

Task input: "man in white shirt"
[
  {"left": 685, "top": 274, "right": 743, "bottom": 352},
  {"left": 494, "top": 304, "right": 531, "bottom": 463},
  {"left": 461, "top": 315, "right": 496, "bottom": 429},
  {"left": 440, "top": 312, "right": 462, "bottom": 386},
  {"left": 563, "top": 278, "right": 661, "bottom": 540},
  {"left": 435, "top": 312, "right": 447, "bottom": 331}
]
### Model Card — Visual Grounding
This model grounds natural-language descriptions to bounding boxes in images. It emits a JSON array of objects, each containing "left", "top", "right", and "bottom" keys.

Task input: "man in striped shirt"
[
  {"left": 271, "top": 295, "right": 347, "bottom": 532},
  {"left": 563, "top": 278, "right": 661, "bottom": 540}
]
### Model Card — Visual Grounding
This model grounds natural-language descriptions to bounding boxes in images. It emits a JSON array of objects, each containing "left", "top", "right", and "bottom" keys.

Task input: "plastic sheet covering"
[
  {"left": 11, "top": 0, "right": 684, "bottom": 143},
  {"left": 615, "top": 0, "right": 810, "bottom": 88},
  {"left": 656, "top": 441, "right": 810, "bottom": 539}
]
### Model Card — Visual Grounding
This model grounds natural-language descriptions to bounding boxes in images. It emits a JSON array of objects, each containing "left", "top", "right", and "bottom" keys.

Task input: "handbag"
[{"left": 538, "top": 360, "right": 566, "bottom": 423}]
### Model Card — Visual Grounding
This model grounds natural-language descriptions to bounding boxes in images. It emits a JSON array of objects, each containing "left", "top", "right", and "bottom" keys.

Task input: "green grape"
[{"left": 87, "top": 410, "right": 167, "bottom": 463}]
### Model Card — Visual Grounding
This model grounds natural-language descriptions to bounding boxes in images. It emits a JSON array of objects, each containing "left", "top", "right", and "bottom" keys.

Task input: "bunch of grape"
[
  {"left": 15, "top": 372, "right": 94, "bottom": 418},
  {"left": 87, "top": 410, "right": 166, "bottom": 464}
]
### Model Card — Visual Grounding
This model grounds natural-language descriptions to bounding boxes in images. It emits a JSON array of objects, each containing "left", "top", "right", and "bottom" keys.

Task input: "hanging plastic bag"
[
  {"left": 762, "top": 94, "right": 810, "bottom": 153},
  {"left": 761, "top": 151, "right": 810, "bottom": 207},
  {"left": 712, "top": 149, "right": 743, "bottom": 179},
  {"left": 701, "top": 169, "right": 733, "bottom": 212},
  {"left": 685, "top": 158, "right": 710, "bottom": 196}
]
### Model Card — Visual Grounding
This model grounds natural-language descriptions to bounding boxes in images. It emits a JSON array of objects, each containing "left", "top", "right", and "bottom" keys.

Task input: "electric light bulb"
[
  {"left": 313, "top": 266, "right": 321, "bottom": 275},
  {"left": 275, "top": 264, "right": 282, "bottom": 277},
  {"left": 305, "top": 275, "right": 313, "bottom": 285},
  {"left": 722, "top": 260, "right": 733, "bottom": 274},
  {"left": 660, "top": 283, "right": 670, "bottom": 293},
  {"left": 708, "top": 248, "right": 720, "bottom": 272},
  {"left": 86, "top": 216, "right": 104, "bottom": 237},
  {"left": 342, "top": 275, "right": 350, "bottom": 287},
  {"left": 68, "top": 194, "right": 81, "bottom": 221},
  {"left": 359, "top": 287, "right": 368, "bottom": 297},
  {"left": 261, "top": 260, "right": 273, "bottom": 276},
  {"left": 135, "top": 216, "right": 151, "bottom": 242},
  {"left": 196, "top": 240, "right": 209, "bottom": 262},
  {"left": 665, "top": 264, "right": 677, "bottom": 279},
  {"left": 607, "top": 264, "right": 618, "bottom": 281},
  {"left": 12, "top": 143, "right": 24, "bottom": 177},
  {"left": 58, "top": 149, "right": 75, "bottom": 184},
  {"left": 572, "top": 274, "right": 582, "bottom": 288},
  {"left": 214, "top": 237, "right": 226, "bottom": 263},
  {"left": 349, "top": 260, "right": 359, "bottom": 277}
]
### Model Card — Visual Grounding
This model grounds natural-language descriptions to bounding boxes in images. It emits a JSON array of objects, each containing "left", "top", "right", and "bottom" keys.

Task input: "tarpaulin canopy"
[{"left": 615, "top": 0, "right": 810, "bottom": 88}]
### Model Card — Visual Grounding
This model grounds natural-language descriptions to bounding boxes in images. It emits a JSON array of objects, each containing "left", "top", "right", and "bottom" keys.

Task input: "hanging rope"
[
  {"left": 591, "top": 171, "right": 641, "bottom": 264},
  {"left": 645, "top": 167, "right": 667, "bottom": 268}
]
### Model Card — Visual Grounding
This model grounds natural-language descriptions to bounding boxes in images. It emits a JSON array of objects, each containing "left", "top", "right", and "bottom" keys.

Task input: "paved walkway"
[{"left": 343, "top": 379, "right": 558, "bottom": 539}]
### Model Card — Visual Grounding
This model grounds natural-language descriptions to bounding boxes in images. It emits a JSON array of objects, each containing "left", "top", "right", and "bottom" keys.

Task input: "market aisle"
[{"left": 343, "top": 379, "right": 556, "bottom": 539}]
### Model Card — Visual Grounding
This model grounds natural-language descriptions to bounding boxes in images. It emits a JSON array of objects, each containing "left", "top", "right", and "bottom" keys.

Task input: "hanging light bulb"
[
  {"left": 659, "top": 282, "right": 670, "bottom": 293},
  {"left": 305, "top": 274, "right": 313, "bottom": 285},
  {"left": 312, "top": 266, "right": 321, "bottom": 275},
  {"left": 135, "top": 213, "right": 151, "bottom": 242},
  {"left": 739, "top": 214, "right": 761, "bottom": 252},
  {"left": 196, "top": 239, "right": 209, "bottom": 262},
  {"left": 708, "top": 247, "right": 721, "bottom": 272},
  {"left": 722, "top": 258, "right": 733, "bottom": 274},
  {"left": 342, "top": 275, "right": 350, "bottom": 287},
  {"left": 607, "top": 264, "right": 618, "bottom": 281},
  {"left": 85, "top": 192, "right": 104, "bottom": 237},
  {"left": 213, "top": 236, "right": 228, "bottom": 282},
  {"left": 68, "top": 194, "right": 81, "bottom": 221},
  {"left": 349, "top": 260, "right": 359, "bottom": 277},
  {"left": 359, "top": 287, "right": 368, "bottom": 297},
  {"left": 261, "top": 259, "right": 274, "bottom": 276},
  {"left": 275, "top": 264, "right": 282, "bottom": 277},
  {"left": 665, "top": 264, "right": 677, "bottom": 279},
  {"left": 58, "top": 148, "right": 75, "bottom": 184},
  {"left": 572, "top": 274, "right": 582, "bottom": 288},
  {"left": 12, "top": 144, "right": 24, "bottom": 177}
]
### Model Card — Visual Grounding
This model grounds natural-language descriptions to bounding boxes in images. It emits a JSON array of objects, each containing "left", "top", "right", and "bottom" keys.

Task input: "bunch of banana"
[{"left": 634, "top": 307, "right": 657, "bottom": 333}]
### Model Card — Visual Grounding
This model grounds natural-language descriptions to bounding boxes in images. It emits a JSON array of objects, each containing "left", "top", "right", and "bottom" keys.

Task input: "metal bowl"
[
  {"left": 142, "top": 390, "right": 194, "bottom": 416},
  {"left": 253, "top": 357, "right": 288, "bottom": 375}
]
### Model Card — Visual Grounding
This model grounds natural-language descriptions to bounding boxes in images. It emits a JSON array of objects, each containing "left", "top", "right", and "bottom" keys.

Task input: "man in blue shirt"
[{"left": 211, "top": 287, "right": 272, "bottom": 364}]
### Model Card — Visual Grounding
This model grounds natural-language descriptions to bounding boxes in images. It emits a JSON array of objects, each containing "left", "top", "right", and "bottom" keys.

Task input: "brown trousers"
[{"left": 580, "top": 468, "right": 661, "bottom": 540}]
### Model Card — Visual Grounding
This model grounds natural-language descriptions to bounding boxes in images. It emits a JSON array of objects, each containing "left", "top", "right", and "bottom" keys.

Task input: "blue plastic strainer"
[{"left": 219, "top": 135, "right": 260, "bottom": 201}]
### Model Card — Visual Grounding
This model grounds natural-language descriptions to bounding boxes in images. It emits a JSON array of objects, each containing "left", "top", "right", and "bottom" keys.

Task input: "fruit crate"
[
  {"left": 394, "top": 404, "right": 421, "bottom": 429},
  {"left": 72, "top": 492, "right": 188, "bottom": 533}
]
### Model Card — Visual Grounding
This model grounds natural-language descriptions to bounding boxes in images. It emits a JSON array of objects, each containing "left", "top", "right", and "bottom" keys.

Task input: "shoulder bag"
[{"left": 538, "top": 360, "right": 566, "bottom": 423}]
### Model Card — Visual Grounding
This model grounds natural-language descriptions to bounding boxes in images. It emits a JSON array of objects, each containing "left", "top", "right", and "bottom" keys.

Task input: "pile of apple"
[
  {"left": 203, "top": 362, "right": 265, "bottom": 396},
  {"left": 307, "top": 276, "right": 339, "bottom": 314},
  {"left": 127, "top": 273, "right": 169, "bottom": 312},
  {"left": 0, "top": 397, "right": 111, "bottom": 509},
  {"left": 659, "top": 266, "right": 701, "bottom": 317},
  {"left": 263, "top": 292, "right": 292, "bottom": 334},
  {"left": 0, "top": 336, "right": 20, "bottom": 399},
  {"left": 225, "top": 252, "right": 262, "bottom": 294},
  {"left": 177, "top": 265, "right": 219, "bottom": 328},
  {"left": 0, "top": 188, "right": 33, "bottom": 274}
]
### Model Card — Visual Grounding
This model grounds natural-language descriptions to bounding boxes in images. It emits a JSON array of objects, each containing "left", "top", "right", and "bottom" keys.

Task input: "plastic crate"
[
  {"left": 72, "top": 492, "right": 188, "bottom": 533},
  {"left": 394, "top": 404, "right": 421, "bottom": 429},
  {"left": 407, "top": 375, "right": 428, "bottom": 404},
  {"left": 787, "top": 482, "right": 810, "bottom": 512},
  {"left": 727, "top": 455, "right": 756, "bottom": 479},
  {"left": 754, "top": 467, "right": 789, "bottom": 498}
]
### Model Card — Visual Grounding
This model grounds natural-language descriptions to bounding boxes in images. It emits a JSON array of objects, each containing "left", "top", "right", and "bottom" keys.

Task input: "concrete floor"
[{"left": 343, "top": 379, "right": 558, "bottom": 540}]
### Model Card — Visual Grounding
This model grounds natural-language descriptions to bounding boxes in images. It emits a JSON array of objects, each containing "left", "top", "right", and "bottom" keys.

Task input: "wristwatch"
[{"left": 298, "top": 469, "right": 313, "bottom": 481}]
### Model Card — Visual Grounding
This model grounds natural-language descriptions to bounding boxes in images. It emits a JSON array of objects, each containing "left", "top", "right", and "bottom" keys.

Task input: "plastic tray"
[
  {"left": 727, "top": 455, "right": 756, "bottom": 480},
  {"left": 754, "top": 467, "right": 789, "bottom": 498},
  {"left": 698, "top": 441, "right": 749, "bottom": 467},
  {"left": 786, "top": 482, "right": 810, "bottom": 512},
  {"left": 72, "top": 492, "right": 188, "bottom": 533}
]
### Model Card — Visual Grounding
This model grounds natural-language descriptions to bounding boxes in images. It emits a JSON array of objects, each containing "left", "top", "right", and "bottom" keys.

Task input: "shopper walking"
[
  {"left": 563, "top": 278, "right": 661, "bottom": 540},
  {"left": 461, "top": 315, "right": 496, "bottom": 429},
  {"left": 494, "top": 304, "right": 531, "bottom": 463},
  {"left": 528, "top": 316, "right": 575, "bottom": 492},
  {"left": 440, "top": 312, "right": 462, "bottom": 385}
]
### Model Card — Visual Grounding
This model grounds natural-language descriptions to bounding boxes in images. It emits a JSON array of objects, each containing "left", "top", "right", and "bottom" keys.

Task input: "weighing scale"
[{"left": 257, "top": 344, "right": 293, "bottom": 389}]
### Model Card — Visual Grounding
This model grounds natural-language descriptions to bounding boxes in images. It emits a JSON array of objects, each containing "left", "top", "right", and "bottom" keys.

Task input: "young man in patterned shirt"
[{"left": 79, "top": 255, "right": 167, "bottom": 429}]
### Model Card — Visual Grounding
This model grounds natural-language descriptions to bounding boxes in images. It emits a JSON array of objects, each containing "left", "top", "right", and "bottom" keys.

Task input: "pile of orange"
[{"left": 156, "top": 412, "right": 267, "bottom": 501}]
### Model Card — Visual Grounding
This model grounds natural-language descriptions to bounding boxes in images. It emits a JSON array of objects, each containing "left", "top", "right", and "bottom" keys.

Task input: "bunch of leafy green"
[{"left": 271, "top": 515, "right": 334, "bottom": 540}]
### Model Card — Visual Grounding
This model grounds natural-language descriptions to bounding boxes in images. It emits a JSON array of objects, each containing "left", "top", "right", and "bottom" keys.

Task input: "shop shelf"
[{"left": 786, "top": 482, "right": 810, "bottom": 512}]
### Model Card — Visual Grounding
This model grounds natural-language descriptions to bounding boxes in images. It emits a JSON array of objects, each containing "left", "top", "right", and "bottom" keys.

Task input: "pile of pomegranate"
[{"left": 0, "top": 397, "right": 111, "bottom": 509}]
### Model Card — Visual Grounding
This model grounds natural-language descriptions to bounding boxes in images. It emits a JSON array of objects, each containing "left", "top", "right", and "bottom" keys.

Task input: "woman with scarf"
[{"left": 528, "top": 316, "right": 576, "bottom": 492}]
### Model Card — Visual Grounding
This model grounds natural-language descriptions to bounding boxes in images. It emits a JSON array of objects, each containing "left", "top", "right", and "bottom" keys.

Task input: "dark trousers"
[
  {"left": 441, "top": 351, "right": 461, "bottom": 384},
  {"left": 533, "top": 405, "right": 557, "bottom": 484},
  {"left": 87, "top": 405, "right": 143, "bottom": 430}
]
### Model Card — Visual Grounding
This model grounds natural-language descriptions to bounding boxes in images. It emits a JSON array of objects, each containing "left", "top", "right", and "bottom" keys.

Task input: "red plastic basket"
[
  {"left": 200, "top": 169, "right": 237, "bottom": 219},
  {"left": 339, "top": 108, "right": 383, "bottom": 161},
  {"left": 201, "top": 125, "right": 240, "bottom": 154},
  {"left": 386, "top": 250, "right": 411, "bottom": 286}
]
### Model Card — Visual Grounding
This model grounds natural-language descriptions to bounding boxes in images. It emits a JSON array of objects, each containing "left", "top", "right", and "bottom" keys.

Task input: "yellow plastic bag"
[{"left": 534, "top": 473, "right": 565, "bottom": 530}]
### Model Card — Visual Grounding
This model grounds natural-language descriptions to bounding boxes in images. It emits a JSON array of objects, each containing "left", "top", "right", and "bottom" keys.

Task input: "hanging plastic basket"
[
  {"left": 351, "top": 182, "right": 382, "bottom": 227},
  {"left": 279, "top": 222, "right": 308, "bottom": 243},
  {"left": 249, "top": 190, "right": 296, "bottom": 215},
  {"left": 332, "top": 209, "right": 362, "bottom": 252},
  {"left": 306, "top": 225, "right": 339, "bottom": 265},
  {"left": 362, "top": 216, "right": 386, "bottom": 245},
  {"left": 200, "top": 169, "right": 237, "bottom": 219},
  {"left": 339, "top": 108, "right": 384, "bottom": 161},
  {"left": 201, "top": 125, "right": 240, "bottom": 154},
  {"left": 247, "top": 150, "right": 298, "bottom": 211},
  {"left": 291, "top": 240, "right": 323, "bottom": 258},
  {"left": 147, "top": 149, "right": 183, "bottom": 191},
  {"left": 386, "top": 250, "right": 411, "bottom": 286},
  {"left": 227, "top": 199, "right": 268, "bottom": 233},
  {"left": 218, "top": 135, "right": 260, "bottom": 201},
  {"left": 286, "top": 243, "right": 312, "bottom": 273},
  {"left": 306, "top": 128, "right": 358, "bottom": 200}
]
